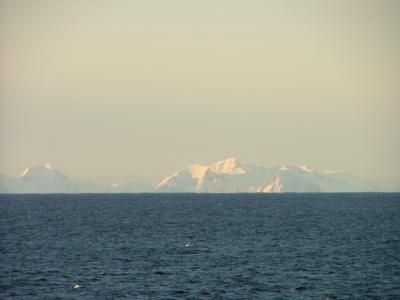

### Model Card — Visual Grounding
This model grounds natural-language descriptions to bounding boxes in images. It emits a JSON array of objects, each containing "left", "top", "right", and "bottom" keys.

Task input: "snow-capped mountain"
[
  {"left": 0, "top": 159, "right": 393, "bottom": 193},
  {"left": 19, "top": 163, "right": 76, "bottom": 193},
  {"left": 155, "top": 158, "right": 246, "bottom": 193},
  {"left": 0, "top": 163, "right": 125, "bottom": 193},
  {"left": 155, "top": 158, "right": 381, "bottom": 193}
]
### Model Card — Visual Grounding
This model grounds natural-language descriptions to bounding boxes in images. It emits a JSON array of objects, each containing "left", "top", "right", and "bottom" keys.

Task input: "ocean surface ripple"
[{"left": 0, "top": 193, "right": 399, "bottom": 299}]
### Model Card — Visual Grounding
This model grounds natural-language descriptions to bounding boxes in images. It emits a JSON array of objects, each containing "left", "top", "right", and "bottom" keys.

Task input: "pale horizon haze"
[{"left": 1, "top": 0, "right": 399, "bottom": 185}]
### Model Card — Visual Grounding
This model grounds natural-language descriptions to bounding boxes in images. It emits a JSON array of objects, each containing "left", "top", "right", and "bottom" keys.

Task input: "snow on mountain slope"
[
  {"left": 0, "top": 159, "right": 387, "bottom": 193},
  {"left": 18, "top": 163, "right": 76, "bottom": 193},
  {"left": 249, "top": 176, "right": 283, "bottom": 193},
  {"left": 155, "top": 169, "right": 199, "bottom": 193},
  {"left": 0, "top": 163, "right": 123, "bottom": 193},
  {"left": 156, "top": 158, "right": 245, "bottom": 193},
  {"left": 0, "top": 163, "right": 76, "bottom": 193},
  {"left": 155, "top": 158, "right": 380, "bottom": 193},
  {"left": 209, "top": 157, "right": 251, "bottom": 175}
]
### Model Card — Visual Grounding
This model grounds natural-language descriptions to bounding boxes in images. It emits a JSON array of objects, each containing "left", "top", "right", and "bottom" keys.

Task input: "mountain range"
[
  {"left": 0, "top": 163, "right": 150, "bottom": 193},
  {"left": 0, "top": 158, "right": 395, "bottom": 193},
  {"left": 155, "top": 157, "right": 384, "bottom": 193}
]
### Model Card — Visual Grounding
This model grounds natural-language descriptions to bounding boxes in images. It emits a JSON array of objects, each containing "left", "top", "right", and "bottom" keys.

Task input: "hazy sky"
[{"left": 1, "top": 0, "right": 399, "bottom": 184}]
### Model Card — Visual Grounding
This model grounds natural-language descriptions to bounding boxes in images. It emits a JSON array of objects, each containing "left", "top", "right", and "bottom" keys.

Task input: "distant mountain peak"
[
  {"left": 1, "top": 158, "right": 389, "bottom": 194},
  {"left": 20, "top": 163, "right": 57, "bottom": 178},
  {"left": 155, "top": 157, "right": 379, "bottom": 193},
  {"left": 209, "top": 157, "right": 247, "bottom": 175},
  {"left": 298, "top": 164, "right": 313, "bottom": 173},
  {"left": 43, "top": 163, "right": 53, "bottom": 170},
  {"left": 323, "top": 170, "right": 346, "bottom": 175},
  {"left": 20, "top": 168, "right": 30, "bottom": 177},
  {"left": 274, "top": 164, "right": 314, "bottom": 173}
]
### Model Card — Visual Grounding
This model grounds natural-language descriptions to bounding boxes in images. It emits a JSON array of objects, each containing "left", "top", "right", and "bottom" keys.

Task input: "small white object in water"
[
  {"left": 73, "top": 284, "right": 82, "bottom": 289},
  {"left": 185, "top": 242, "right": 191, "bottom": 248}
]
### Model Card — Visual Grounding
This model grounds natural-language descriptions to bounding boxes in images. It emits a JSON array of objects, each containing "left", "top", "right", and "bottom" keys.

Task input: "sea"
[{"left": 0, "top": 193, "right": 399, "bottom": 299}]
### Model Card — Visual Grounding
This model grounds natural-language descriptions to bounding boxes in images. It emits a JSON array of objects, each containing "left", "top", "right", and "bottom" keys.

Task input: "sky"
[{"left": 1, "top": 0, "right": 399, "bottom": 185}]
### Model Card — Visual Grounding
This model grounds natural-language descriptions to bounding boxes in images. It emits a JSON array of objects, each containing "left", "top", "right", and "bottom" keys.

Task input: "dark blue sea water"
[{"left": 0, "top": 193, "right": 399, "bottom": 299}]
